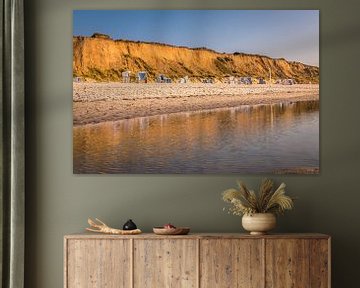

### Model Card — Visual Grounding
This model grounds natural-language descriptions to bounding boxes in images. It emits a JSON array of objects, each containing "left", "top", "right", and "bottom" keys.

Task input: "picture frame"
[{"left": 73, "top": 10, "right": 319, "bottom": 174}]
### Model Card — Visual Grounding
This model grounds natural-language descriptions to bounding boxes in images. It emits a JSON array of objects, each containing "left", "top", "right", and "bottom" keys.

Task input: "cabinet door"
[
  {"left": 134, "top": 239, "right": 198, "bottom": 288},
  {"left": 266, "top": 239, "right": 315, "bottom": 288},
  {"left": 309, "top": 239, "right": 330, "bottom": 288},
  {"left": 200, "top": 239, "right": 264, "bottom": 288},
  {"left": 66, "top": 239, "right": 131, "bottom": 288}
]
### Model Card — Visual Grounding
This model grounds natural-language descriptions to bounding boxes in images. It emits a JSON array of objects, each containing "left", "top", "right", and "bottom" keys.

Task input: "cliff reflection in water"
[{"left": 73, "top": 101, "right": 319, "bottom": 174}]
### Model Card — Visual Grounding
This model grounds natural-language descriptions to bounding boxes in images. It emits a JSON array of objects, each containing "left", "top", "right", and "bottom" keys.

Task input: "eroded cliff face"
[{"left": 73, "top": 36, "right": 319, "bottom": 83}]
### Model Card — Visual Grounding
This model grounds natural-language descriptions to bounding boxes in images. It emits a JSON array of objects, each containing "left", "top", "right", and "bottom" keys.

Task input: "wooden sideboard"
[{"left": 64, "top": 233, "right": 330, "bottom": 288}]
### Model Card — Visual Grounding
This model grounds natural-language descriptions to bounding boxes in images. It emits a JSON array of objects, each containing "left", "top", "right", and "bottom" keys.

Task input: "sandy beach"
[{"left": 73, "top": 83, "right": 319, "bottom": 126}]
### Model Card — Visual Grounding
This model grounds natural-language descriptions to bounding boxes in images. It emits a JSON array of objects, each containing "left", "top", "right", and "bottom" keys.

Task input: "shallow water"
[{"left": 73, "top": 101, "right": 319, "bottom": 174}]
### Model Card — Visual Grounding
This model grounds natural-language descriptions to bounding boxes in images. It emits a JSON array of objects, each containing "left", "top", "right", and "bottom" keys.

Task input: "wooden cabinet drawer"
[
  {"left": 66, "top": 239, "right": 131, "bottom": 288},
  {"left": 134, "top": 239, "right": 198, "bottom": 288},
  {"left": 200, "top": 239, "right": 263, "bottom": 288},
  {"left": 265, "top": 238, "right": 329, "bottom": 288}
]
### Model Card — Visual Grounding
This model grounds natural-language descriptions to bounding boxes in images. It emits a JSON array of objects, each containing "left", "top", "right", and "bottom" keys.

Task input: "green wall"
[{"left": 25, "top": 0, "right": 360, "bottom": 287}]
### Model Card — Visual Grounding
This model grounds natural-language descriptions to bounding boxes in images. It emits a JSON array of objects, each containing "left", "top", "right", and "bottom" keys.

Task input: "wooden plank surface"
[
  {"left": 265, "top": 239, "right": 310, "bottom": 288},
  {"left": 133, "top": 239, "right": 197, "bottom": 288},
  {"left": 64, "top": 235, "right": 331, "bottom": 288},
  {"left": 200, "top": 239, "right": 264, "bottom": 288},
  {"left": 64, "top": 239, "right": 68, "bottom": 288},
  {"left": 65, "top": 233, "right": 330, "bottom": 240},
  {"left": 310, "top": 239, "right": 330, "bottom": 288},
  {"left": 66, "top": 239, "right": 131, "bottom": 288}
]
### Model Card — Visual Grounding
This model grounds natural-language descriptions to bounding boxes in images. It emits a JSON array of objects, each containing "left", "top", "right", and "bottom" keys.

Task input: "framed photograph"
[{"left": 73, "top": 10, "right": 319, "bottom": 174}]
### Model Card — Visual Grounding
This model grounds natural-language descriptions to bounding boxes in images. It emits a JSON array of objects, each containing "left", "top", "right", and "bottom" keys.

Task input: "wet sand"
[{"left": 73, "top": 83, "right": 319, "bottom": 126}]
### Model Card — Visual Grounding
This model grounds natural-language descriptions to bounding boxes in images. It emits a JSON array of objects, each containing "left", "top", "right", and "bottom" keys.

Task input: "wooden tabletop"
[{"left": 65, "top": 232, "right": 330, "bottom": 240}]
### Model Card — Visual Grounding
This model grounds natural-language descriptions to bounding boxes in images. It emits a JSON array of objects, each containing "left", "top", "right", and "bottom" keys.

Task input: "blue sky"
[{"left": 73, "top": 10, "right": 319, "bottom": 66}]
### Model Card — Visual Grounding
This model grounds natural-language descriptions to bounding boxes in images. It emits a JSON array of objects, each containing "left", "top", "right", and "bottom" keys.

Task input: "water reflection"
[{"left": 73, "top": 101, "right": 319, "bottom": 174}]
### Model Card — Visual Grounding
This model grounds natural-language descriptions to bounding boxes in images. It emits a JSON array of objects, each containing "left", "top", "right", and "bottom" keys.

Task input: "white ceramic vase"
[{"left": 242, "top": 213, "right": 276, "bottom": 235}]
